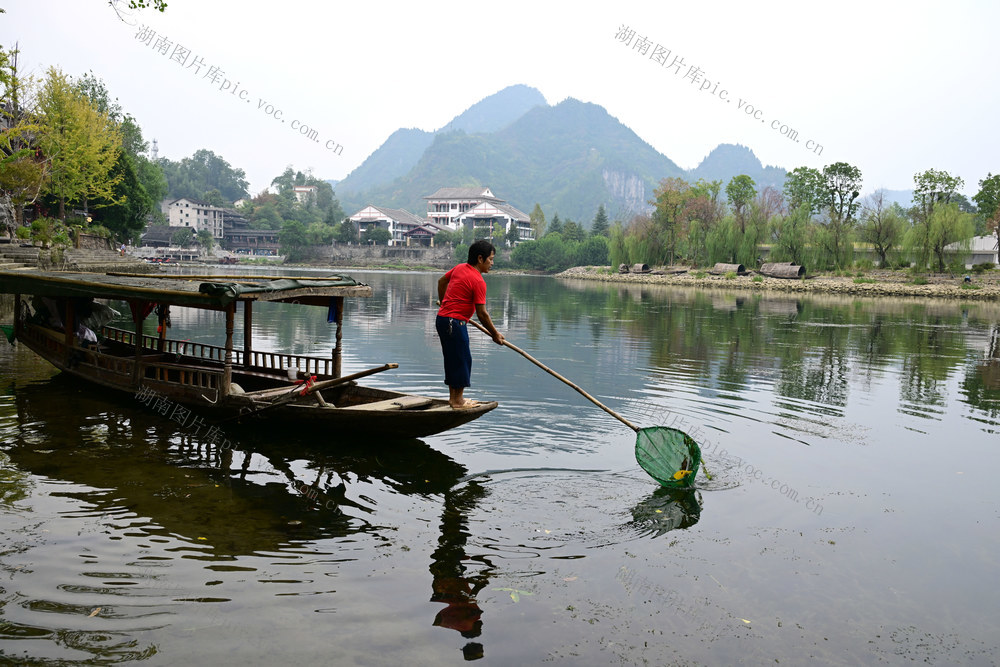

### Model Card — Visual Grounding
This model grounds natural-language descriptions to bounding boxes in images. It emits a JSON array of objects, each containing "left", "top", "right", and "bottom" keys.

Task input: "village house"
[
  {"left": 160, "top": 198, "right": 227, "bottom": 240},
  {"left": 424, "top": 187, "right": 504, "bottom": 227},
  {"left": 423, "top": 187, "right": 533, "bottom": 243},
  {"left": 292, "top": 185, "right": 318, "bottom": 205},
  {"left": 348, "top": 206, "right": 429, "bottom": 247},
  {"left": 349, "top": 187, "right": 534, "bottom": 247}
]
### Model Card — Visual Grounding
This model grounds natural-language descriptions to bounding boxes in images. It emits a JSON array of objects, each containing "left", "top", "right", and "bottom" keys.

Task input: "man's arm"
[
  {"left": 437, "top": 274, "right": 450, "bottom": 302},
  {"left": 475, "top": 303, "right": 505, "bottom": 345}
]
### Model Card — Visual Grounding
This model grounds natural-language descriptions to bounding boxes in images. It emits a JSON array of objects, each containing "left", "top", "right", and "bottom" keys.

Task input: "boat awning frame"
[{"left": 0, "top": 270, "right": 373, "bottom": 310}]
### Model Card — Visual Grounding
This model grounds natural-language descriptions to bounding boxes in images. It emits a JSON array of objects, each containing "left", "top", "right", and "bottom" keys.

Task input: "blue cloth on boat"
[{"left": 436, "top": 315, "right": 472, "bottom": 389}]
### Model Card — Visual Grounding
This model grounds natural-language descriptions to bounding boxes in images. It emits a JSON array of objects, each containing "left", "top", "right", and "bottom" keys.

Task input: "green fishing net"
[{"left": 634, "top": 426, "right": 703, "bottom": 489}]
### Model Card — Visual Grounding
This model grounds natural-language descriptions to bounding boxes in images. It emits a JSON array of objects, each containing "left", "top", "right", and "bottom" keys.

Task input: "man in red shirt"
[{"left": 436, "top": 239, "right": 505, "bottom": 409}]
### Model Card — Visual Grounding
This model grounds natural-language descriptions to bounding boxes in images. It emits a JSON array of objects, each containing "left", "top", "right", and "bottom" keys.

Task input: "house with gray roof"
[{"left": 349, "top": 205, "right": 430, "bottom": 246}]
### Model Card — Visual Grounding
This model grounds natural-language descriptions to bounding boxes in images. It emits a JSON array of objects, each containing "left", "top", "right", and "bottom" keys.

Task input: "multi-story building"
[
  {"left": 423, "top": 187, "right": 533, "bottom": 244},
  {"left": 348, "top": 206, "right": 429, "bottom": 246},
  {"left": 424, "top": 187, "right": 504, "bottom": 227},
  {"left": 455, "top": 201, "right": 532, "bottom": 243},
  {"left": 292, "top": 185, "right": 318, "bottom": 205},
  {"left": 160, "top": 198, "right": 227, "bottom": 240}
]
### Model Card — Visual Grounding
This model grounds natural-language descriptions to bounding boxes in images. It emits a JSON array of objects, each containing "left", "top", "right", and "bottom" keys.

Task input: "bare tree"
[{"left": 859, "top": 190, "right": 905, "bottom": 267}]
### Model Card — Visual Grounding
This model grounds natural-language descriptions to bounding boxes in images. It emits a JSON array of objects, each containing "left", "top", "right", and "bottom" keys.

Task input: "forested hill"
[
  {"left": 334, "top": 85, "right": 546, "bottom": 197},
  {"left": 335, "top": 87, "right": 790, "bottom": 224}
]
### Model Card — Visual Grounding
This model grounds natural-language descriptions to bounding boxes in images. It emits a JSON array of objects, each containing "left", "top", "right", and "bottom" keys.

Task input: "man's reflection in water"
[{"left": 429, "top": 479, "right": 491, "bottom": 661}]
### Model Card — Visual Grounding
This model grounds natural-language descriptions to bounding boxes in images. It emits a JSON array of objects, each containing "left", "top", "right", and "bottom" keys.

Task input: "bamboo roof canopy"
[{"left": 0, "top": 270, "right": 372, "bottom": 309}]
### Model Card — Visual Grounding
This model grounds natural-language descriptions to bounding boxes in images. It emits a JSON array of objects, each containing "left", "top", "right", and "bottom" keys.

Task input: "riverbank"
[{"left": 557, "top": 266, "right": 1000, "bottom": 300}]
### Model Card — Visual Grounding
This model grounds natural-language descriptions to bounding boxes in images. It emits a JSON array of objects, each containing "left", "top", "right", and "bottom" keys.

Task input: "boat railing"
[{"left": 101, "top": 326, "right": 334, "bottom": 377}]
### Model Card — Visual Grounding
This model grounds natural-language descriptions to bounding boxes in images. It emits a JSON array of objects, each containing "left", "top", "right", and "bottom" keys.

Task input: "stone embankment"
[
  {"left": 0, "top": 242, "right": 156, "bottom": 273},
  {"left": 558, "top": 266, "right": 1000, "bottom": 301}
]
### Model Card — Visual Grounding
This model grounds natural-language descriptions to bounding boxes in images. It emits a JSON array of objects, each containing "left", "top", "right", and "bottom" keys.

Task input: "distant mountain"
[
  {"left": 339, "top": 98, "right": 685, "bottom": 222},
  {"left": 333, "top": 128, "right": 434, "bottom": 196},
  {"left": 335, "top": 85, "right": 546, "bottom": 197},
  {"left": 333, "top": 86, "right": 817, "bottom": 225},
  {"left": 438, "top": 84, "right": 547, "bottom": 134},
  {"left": 876, "top": 189, "right": 914, "bottom": 209},
  {"left": 689, "top": 144, "right": 787, "bottom": 191}
]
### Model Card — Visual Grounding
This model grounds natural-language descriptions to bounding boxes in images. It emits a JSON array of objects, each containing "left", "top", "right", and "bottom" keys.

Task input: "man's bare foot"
[{"left": 450, "top": 399, "right": 481, "bottom": 410}]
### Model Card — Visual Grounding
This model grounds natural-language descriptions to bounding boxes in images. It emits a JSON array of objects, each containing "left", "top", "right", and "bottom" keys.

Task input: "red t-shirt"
[{"left": 438, "top": 263, "right": 486, "bottom": 321}]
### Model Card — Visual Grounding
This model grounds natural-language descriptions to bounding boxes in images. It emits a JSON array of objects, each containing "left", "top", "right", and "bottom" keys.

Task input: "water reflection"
[
  {"left": 628, "top": 488, "right": 702, "bottom": 538},
  {"left": 429, "top": 480, "right": 491, "bottom": 661}
]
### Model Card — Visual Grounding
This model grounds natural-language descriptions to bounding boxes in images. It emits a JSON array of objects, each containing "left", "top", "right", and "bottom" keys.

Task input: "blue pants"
[{"left": 436, "top": 316, "right": 472, "bottom": 389}]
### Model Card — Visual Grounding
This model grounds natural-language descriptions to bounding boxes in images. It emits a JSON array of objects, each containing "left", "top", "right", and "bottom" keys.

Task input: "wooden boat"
[{"left": 0, "top": 269, "right": 496, "bottom": 438}]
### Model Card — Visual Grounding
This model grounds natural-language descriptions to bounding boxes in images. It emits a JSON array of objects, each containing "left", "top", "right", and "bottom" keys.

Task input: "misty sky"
[{"left": 3, "top": 0, "right": 997, "bottom": 199}]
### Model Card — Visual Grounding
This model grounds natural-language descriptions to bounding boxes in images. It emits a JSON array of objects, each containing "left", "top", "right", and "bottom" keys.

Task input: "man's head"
[{"left": 467, "top": 239, "right": 496, "bottom": 269}]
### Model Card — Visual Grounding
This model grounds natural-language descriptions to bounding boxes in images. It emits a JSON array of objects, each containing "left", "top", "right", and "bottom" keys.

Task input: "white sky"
[{"left": 3, "top": 0, "right": 998, "bottom": 198}]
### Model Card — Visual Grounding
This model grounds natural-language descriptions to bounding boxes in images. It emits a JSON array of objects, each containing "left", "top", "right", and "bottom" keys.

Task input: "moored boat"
[{"left": 0, "top": 269, "right": 496, "bottom": 438}]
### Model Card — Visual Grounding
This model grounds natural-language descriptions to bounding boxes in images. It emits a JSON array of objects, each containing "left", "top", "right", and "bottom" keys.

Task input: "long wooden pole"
[{"left": 467, "top": 318, "right": 638, "bottom": 431}]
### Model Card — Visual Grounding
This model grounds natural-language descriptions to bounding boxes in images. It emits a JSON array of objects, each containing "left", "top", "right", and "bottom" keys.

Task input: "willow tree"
[
  {"left": 37, "top": 67, "right": 122, "bottom": 219},
  {"left": 650, "top": 177, "right": 695, "bottom": 265},
  {"left": 817, "top": 162, "right": 863, "bottom": 269},
  {"left": 858, "top": 190, "right": 906, "bottom": 267}
]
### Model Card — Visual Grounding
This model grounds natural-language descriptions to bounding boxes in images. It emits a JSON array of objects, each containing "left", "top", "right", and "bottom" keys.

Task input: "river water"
[{"left": 1, "top": 270, "right": 998, "bottom": 665}]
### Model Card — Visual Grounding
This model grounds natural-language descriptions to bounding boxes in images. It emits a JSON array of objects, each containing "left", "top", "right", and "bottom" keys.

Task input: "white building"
[
  {"left": 160, "top": 198, "right": 227, "bottom": 240},
  {"left": 455, "top": 201, "right": 533, "bottom": 243},
  {"left": 944, "top": 235, "right": 1000, "bottom": 268},
  {"left": 292, "top": 185, "right": 318, "bottom": 204},
  {"left": 424, "top": 187, "right": 504, "bottom": 228},
  {"left": 349, "top": 205, "right": 429, "bottom": 246}
]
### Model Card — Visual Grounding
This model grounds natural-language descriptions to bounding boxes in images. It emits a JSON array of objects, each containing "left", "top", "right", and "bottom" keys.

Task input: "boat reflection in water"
[
  {"left": 4, "top": 365, "right": 705, "bottom": 662},
  {"left": 4, "top": 371, "right": 498, "bottom": 657}
]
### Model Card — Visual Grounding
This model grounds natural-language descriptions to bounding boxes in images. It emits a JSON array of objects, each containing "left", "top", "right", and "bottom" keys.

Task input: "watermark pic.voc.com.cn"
[
  {"left": 111, "top": 6, "right": 343, "bottom": 156},
  {"left": 614, "top": 24, "right": 824, "bottom": 158}
]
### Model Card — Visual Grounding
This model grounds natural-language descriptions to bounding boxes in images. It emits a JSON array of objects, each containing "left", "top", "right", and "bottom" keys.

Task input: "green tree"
[
  {"left": 37, "top": 67, "right": 123, "bottom": 219},
  {"left": 159, "top": 149, "right": 249, "bottom": 202},
  {"left": 96, "top": 151, "right": 151, "bottom": 242},
  {"left": 782, "top": 166, "right": 826, "bottom": 216},
  {"left": 491, "top": 221, "right": 505, "bottom": 246},
  {"left": 574, "top": 235, "right": 609, "bottom": 266},
  {"left": 650, "top": 177, "right": 695, "bottom": 264},
  {"left": 361, "top": 227, "right": 391, "bottom": 245},
  {"left": 927, "top": 203, "right": 974, "bottom": 272},
  {"left": 769, "top": 204, "right": 811, "bottom": 265},
  {"left": 546, "top": 213, "right": 563, "bottom": 236},
  {"left": 202, "top": 188, "right": 226, "bottom": 207},
  {"left": 334, "top": 218, "right": 357, "bottom": 243},
  {"left": 250, "top": 202, "right": 282, "bottom": 230},
  {"left": 858, "top": 190, "right": 906, "bottom": 267},
  {"left": 973, "top": 173, "right": 1000, "bottom": 252},
  {"left": 529, "top": 203, "right": 546, "bottom": 240},
  {"left": 591, "top": 204, "right": 609, "bottom": 237},
  {"left": 506, "top": 223, "right": 520, "bottom": 247},
  {"left": 196, "top": 228, "right": 214, "bottom": 252},
  {"left": 171, "top": 227, "right": 194, "bottom": 247},
  {"left": 913, "top": 168, "right": 964, "bottom": 223},
  {"left": 280, "top": 219, "right": 308, "bottom": 257},
  {"left": 0, "top": 43, "right": 46, "bottom": 226},
  {"left": 562, "top": 219, "right": 585, "bottom": 242},
  {"left": 306, "top": 221, "right": 335, "bottom": 245},
  {"left": 725, "top": 174, "right": 756, "bottom": 232},
  {"left": 608, "top": 222, "right": 628, "bottom": 267},
  {"left": 817, "top": 162, "right": 863, "bottom": 268}
]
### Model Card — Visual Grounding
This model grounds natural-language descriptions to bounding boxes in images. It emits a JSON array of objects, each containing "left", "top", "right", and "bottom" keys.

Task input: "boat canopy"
[{"left": 0, "top": 270, "right": 372, "bottom": 309}]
